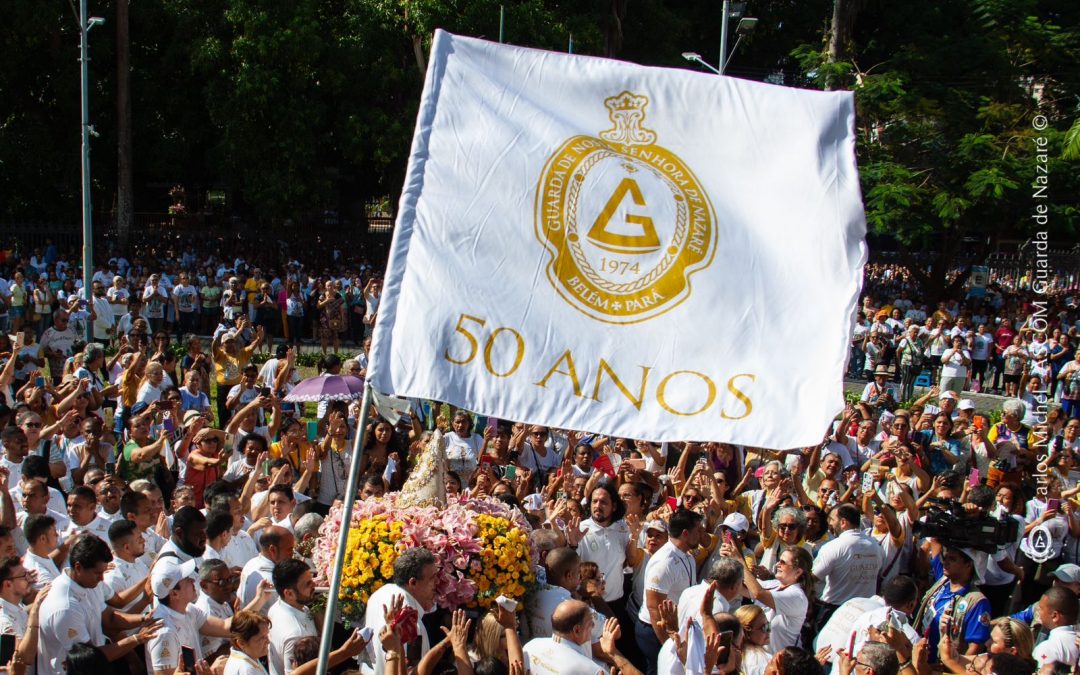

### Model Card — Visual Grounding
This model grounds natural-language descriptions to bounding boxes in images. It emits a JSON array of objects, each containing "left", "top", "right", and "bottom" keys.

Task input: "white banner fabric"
[{"left": 369, "top": 30, "right": 867, "bottom": 448}]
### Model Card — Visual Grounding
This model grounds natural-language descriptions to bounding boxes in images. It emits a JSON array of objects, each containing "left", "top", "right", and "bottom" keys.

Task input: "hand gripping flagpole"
[{"left": 315, "top": 381, "right": 373, "bottom": 675}]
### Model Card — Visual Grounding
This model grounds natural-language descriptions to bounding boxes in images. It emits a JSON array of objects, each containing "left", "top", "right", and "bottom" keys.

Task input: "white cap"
[
  {"left": 150, "top": 558, "right": 198, "bottom": 597},
  {"left": 958, "top": 399, "right": 976, "bottom": 411},
  {"left": 940, "top": 391, "right": 959, "bottom": 401},
  {"left": 721, "top": 512, "right": 750, "bottom": 534}
]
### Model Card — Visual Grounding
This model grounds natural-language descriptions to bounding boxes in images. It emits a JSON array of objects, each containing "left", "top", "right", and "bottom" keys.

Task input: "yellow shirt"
[{"left": 270, "top": 440, "right": 318, "bottom": 474}]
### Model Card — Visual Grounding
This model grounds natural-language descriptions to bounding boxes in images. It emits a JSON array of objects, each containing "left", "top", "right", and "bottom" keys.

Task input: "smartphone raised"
[
  {"left": 34, "top": 376, "right": 45, "bottom": 388},
  {"left": 504, "top": 465, "right": 517, "bottom": 481},
  {"left": 1048, "top": 498, "right": 1061, "bottom": 513},
  {"left": 180, "top": 646, "right": 196, "bottom": 672},
  {"left": 0, "top": 633, "right": 15, "bottom": 665},
  {"left": 718, "top": 630, "right": 733, "bottom": 652}
]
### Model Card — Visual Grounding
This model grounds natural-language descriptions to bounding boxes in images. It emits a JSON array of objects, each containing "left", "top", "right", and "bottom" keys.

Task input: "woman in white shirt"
[
  {"left": 940, "top": 336, "right": 972, "bottom": 395},
  {"left": 224, "top": 610, "right": 271, "bottom": 675},
  {"left": 735, "top": 605, "right": 774, "bottom": 675},
  {"left": 136, "top": 361, "right": 165, "bottom": 406},
  {"left": 725, "top": 540, "right": 812, "bottom": 651},
  {"left": 444, "top": 411, "right": 484, "bottom": 486}
]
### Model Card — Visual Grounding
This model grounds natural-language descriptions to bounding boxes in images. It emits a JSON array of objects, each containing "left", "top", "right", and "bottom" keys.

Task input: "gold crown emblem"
[{"left": 600, "top": 91, "right": 656, "bottom": 146}]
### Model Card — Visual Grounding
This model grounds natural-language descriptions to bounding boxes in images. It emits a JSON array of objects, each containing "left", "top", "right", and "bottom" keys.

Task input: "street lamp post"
[
  {"left": 79, "top": 0, "right": 104, "bottom": 342},
  {"left": 684, "top": 7, "right": 757, "bottom": 76}
]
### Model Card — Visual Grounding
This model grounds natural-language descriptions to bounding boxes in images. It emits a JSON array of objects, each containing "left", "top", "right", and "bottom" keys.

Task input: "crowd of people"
[{"left": 0, "top": 239, "right": 1079, "bottom": 675}]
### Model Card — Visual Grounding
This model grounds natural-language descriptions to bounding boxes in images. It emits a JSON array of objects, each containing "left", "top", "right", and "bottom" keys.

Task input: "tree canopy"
[{"left": 0, "top": 0, "right": 1076, "bottom": 284}]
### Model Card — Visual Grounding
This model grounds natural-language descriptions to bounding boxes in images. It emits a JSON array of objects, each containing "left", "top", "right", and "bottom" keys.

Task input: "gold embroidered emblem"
[{"left": 535, "top": 91, "right": 717, "bottom": 324}]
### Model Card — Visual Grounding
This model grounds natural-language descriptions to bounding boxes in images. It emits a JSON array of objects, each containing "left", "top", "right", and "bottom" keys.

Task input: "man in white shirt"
[
  {"left": 812, "top": 504, "right": 884, "bottom": 630},
  {"left": 154, "top": 506, "right": 207, "bottom": 570},
  {"left": 20, "top": 516, "right": 62, "bottom": 587},
  {"left": 147, "top": 554, "right": 271, "bottom": 674},
  {"left": 575, "top": 484, "right": 630, "bottom": 607},
  {"left": 815, "top": 576, "right": 921, "bottom": 674},
  {"left": 88, "top": 281, "right": 115, "bottom": 344},
  {"left": 0, "top": 428, "right": 27, "bottom": 492},
  {"left": 194, "top": 558, "right": 240, "bottom": 662},
  {"left": 523, "top": 599, "right": 634, "bottom": 675},
  {"left": 38, "top": 534, "right": 157, "bottom": 672},
  {"left": 677, "top": 556, "right": 744, "bottom": 630},
  {"left": 526, "top": 547, "right": 579, "bottom": 639},
  {"left": 637, "top": 509, "right": 704, "bottom": 675},
  {"left": 239, "top": 525, "right": 294, "bottom": 611},
  {"left": 362, "top": 548, "right": 439, "bottom": 674},
  {"left": 63, "top": 485, "right": 112, "bottom": 542},
  {"left": 0, "top": 557, "right": 34, "bottom": 654},
  {"left": 1032, "top": 587, "right": 1080, "bottom": 668},
  {"left": 103, "top": 519, "right": 151, "bottom": 618},
  {"left": 268, "top": 559, "right": 318, "bottom": 675}
]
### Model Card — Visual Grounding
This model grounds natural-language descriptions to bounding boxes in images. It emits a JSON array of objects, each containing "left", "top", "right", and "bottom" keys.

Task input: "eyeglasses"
[
  {"left": 530, "top": 431, "right": 548, "bottom": 437},
  {"left": 855, "top": 661, "right": 875, "bottom": 673},
  {"left": 777, "top": 523, "right": 799, "bottom": 531}
]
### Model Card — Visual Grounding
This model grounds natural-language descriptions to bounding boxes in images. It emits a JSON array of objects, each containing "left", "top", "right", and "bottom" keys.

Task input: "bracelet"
[
  {"left": 899, "top": 660, "right": 912, "bottom": 670},
  {"left": 384, "top": 653, "right": 401, "bottom": 662}
]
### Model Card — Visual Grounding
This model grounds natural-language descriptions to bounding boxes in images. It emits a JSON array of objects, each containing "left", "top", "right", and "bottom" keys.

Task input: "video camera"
[{"left": 912, "top": 498, "right": 1020, "bottom": 553}]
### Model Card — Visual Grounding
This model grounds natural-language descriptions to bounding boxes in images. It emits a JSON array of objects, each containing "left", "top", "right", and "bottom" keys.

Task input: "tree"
[{"left": 794, "top": 0, "right": 1080, "bottom": 301}]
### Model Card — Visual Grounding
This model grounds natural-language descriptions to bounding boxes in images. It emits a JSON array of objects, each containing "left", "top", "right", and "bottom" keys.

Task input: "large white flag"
[{"left": 370, "top": 30, "right": 866, "bottom": 448}]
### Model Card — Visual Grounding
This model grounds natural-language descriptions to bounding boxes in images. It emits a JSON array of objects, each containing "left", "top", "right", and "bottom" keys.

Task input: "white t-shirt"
[
  {"left": 576, "top": 518, "right": 630, "bottom": 602},
  {"left": 445, "top": 432, "right": 483, "bottom": 484},
  {"left": 1033, "top": 625, "right": 1079, "bottom": 669},
  {"left": 239, "top": 554, "right": 278, "bottom": 612},
  {"left": 195, "top": 592, "right": 234, "bottom": 659},
  {"left": 677, "top": 580, "right": 730, "bottom": 631},
  {"left": 759, "top": 579, "right": 808, "bottom": 651},
  {"left": 811, "top": 529, "right": 884, "bottom": 605},
  {"left": 173, "top": 284, "right": 199, "bottom": 313},
  {"left": 638, "top": 541, "right": 696, "bottom": 623},
  {"left": 526, "top": 585, "right": 571, "bottom": 639},
  {"left": 941, "top": 349, "right": 970, "bottom": 379},
  {"left": 146, "top": 602, "right": 209, "bottom": 674},
  {"left": 37, "top": 572, "right": 108, "bottom": 673}
]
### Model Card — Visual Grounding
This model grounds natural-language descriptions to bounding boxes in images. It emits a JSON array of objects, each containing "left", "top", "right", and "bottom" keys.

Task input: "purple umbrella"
[{"left": 283, "top": 374, "right": 365, "bottom": 402}]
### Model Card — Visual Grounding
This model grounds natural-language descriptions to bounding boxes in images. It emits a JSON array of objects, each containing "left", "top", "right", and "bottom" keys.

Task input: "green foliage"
[{"left": 0, "top": 0, "right": 1076, "bottom": 239}]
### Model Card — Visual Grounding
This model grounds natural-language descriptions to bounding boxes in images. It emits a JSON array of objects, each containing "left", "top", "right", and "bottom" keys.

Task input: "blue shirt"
[{"left": 922, "top": 557, "right": 992, "bottom": 661}]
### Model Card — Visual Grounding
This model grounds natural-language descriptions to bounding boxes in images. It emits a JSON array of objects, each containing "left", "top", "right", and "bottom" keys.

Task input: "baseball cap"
[
  {"left": 1052, "top": 564, "right": 1080, "bottom": 584},
  {"left": 644, "top": 520, "right": 668, "bottom": 534},
  {"left": 721, "top": 513, "right": 750, "bottom": 534},
  {"left": 150, "top": 557, "right": 198, "bottom": 597},
  {"left": 940, "top": 391, "right": 959, "bottom": 401},
  {"left": 183, "top": 410, "right": 203, "bottom": 426},
  {"left": 958, "top": 399, "right": 976, "bottom": 411}
]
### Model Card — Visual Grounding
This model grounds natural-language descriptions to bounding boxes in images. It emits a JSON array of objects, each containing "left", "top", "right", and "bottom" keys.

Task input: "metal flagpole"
[
  {"left": 498, "top": 5, "right": 504, "bottom": 43},
  {"left": 79, "top": 0, "right": 102, "bottom": 343},
  {"left": 315, "top": 382, "right": 374, "bottom": 675}
]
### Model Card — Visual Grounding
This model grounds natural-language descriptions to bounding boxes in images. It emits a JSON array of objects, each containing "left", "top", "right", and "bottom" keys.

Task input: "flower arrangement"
[{"left": 313, "top": 492, "right": 537, "bottom": 625}]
